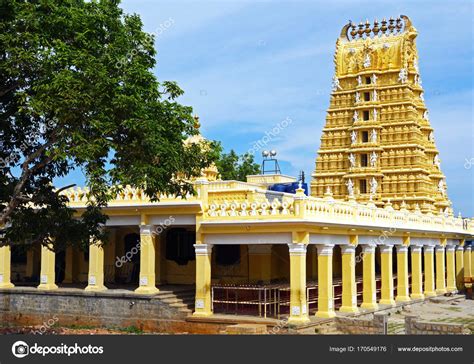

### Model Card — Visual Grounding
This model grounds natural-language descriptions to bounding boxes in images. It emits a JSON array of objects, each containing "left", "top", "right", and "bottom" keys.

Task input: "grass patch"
[
  {"left": 60, "top": 324, "right": 99, "bottom": 330},
  {"left": 57, "top": 324, "right": 143, "bottom": 334},
  {"left": 115, "top": 326, "right": 143, "bottom": 334}
]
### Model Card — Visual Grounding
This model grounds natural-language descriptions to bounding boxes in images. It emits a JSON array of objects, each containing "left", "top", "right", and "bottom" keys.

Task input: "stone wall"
[
  {"left": 335, "top": 313, "right": 387, "bottom": 335},
  {"left": 404, "top": 315, "right": 468, "bottom": 335},
  {"left": 0, "top": 288, "right": 221, "bottom": 334}
]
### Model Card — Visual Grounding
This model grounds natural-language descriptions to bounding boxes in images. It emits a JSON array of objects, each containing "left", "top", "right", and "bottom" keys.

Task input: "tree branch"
[{"left": 0, "top": 140, "right": 55, "bottom": 225}]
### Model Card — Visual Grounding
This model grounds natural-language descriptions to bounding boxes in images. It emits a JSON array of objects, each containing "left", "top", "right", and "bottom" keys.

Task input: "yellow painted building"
[{"left": 1, "top": 15, "right": 473, "bottom": 326}]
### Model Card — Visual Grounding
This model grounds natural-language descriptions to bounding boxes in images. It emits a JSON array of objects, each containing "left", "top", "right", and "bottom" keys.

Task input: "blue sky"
[{"left": 64, "top": 0, "right": 474, "bottom": 216}]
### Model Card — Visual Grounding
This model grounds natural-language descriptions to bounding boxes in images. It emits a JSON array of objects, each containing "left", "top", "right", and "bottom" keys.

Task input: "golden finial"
[
  {"left": 388, "top": 17, "right": 395, "bottom": 33},
  {"left": 396, "top": 17, "right": 403, "bottom": 32},
  {"left": 350, "top": 22, "right": 357, "bottom": 39},
  {"left": 372, "top": 19, "right": 380, "bottom": 36},
  {"left": 358, "top": 22, "right": 364, "bottom": 38},
  {"left": 381, "top": 18, "right": 388, "bottom": 34},
  {"left": 193, "top": 114, "right": 201, "bottom": 129},
  {"left": 364, "top": 19, "right": 371, "bottom": 36}
]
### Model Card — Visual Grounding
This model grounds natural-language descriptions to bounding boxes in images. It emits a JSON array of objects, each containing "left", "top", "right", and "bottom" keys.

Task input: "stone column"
[
  {"left": 0, "top": 245, "right": 14, "bottom": 289},
  {"left": 435, "top": 245, "right": 447, "bottom": 294},
  {"left": 288, "top": 242, "right": 309, "bottom": 324},
  {"left": 316, "top": 244, "right": 335, "bottom": 318},
  {"left": 379, "top": 245, "right": 395, "bottom": 306},
  {"left": 445, "top": 245, "right": 457, "bottom": 292},
  {"left": 135, "top": 225, "right": 159, "bottom": 294},
  {"left": 37, "top": 243, "right": 58, "bottom": 290},
  {"left": 85, "top": 240, "right": 107, "bottom": 292},
  {"left": 193, "top": 243, "right": 213, "bottom": 317},
  {"left": 410, "top": 245, "right": 424, "bottom": 299},
  {"left": 455, "top": 245, "right": 464, "bottom": 290},
  {"left": 423, "top": 245, "right": 436, "bottom": 297},
  {"left": 248, "top": 245, "right": 272, "bottom": 284},
  {"left": 396, "top": 245, "right": 410, "bottom": 302},
  {"left": 360, "top": 244, "right": 378, "bottom": 309},
  {"left": 339, "top": 244, "right": 358, "bottom": 313},
  {"left": 464, "top": 246, "right": 472, "bottom": 287}
]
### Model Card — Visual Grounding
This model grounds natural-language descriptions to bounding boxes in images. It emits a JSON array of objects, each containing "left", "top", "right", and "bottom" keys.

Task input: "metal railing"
[{"left": 211, "top": 274, "right": 400, "bottom": 319}]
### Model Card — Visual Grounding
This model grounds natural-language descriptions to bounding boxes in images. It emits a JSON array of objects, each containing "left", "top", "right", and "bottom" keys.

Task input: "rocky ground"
[
  {"left": 1, "top": 296, "right": 472, "bottom": 335},
  {"left": 387, "top": 296, "right": 474, "bottom": 334},
  {"left": 0, "top": 325, "right": 148, "bottom": 335}
]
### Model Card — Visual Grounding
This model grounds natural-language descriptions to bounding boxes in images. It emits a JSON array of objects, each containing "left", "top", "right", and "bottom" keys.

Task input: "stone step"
[
  {"left": 152, "top": 287, "right": 195, "bottom": 316},
  {"left": 159, "top": 290, "right": 194, "bottom": 298}
]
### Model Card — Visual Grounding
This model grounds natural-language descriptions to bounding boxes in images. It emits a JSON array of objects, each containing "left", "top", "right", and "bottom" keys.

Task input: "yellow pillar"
[
  {"left": 360, "top": 244, "right": 378, "bottom": 309},
  {"left": 193, "top": 243, "right": 213, "bottom": 317},
  {"left": 85, "top": 241, "right": 107, "bottom": 291},
  {"left": 248, "top": 245, "right": 272, "bottom": 283},
  {"left": 288, "top": 241, "right": 309, "bottom": 324},
  {"left": 472, "top": 247, "right": 474, "bottom": 281},
  {"left": 339, "top": 244, "right": 358, "bottom": 313},
  {"left": 315, "top": 244, "right": 336, "bottom": 318},
  {"left": 135, "top": 225, "right": 159, "bottom": 294},
  {"left": 410, "top": 245, "right": 424, "bottom": 299},
  {"left": 423, "top": 245, "right": 436, "bottom": 297},
  {"left": 435, "top": 245, "right": 447, "bottom": 294},
  {"left": 0, "top": 245, "right": 14, "bottom": 289},
  {"left": 455, "top": 245, "right": 464, "bottom": 290},
  {"left": 445, "top": 245, "right": 456, "bottom": 292},
  {"left": 37, "top": 244, "right": 58, "bottom": 290},
  {"left": 379, "top": 245, "right": 395, "bottom": 306},
  {"left": 464, "top": 246, "right": 472, "bottom": 288},
  {"left": 396, "top": 245, "right": 411, "bottom": 302}
]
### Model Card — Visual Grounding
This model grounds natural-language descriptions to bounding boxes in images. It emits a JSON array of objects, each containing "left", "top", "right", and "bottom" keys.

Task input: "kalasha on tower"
[{"left": 311, "top": 15, "right": 452, "bottom": 214}]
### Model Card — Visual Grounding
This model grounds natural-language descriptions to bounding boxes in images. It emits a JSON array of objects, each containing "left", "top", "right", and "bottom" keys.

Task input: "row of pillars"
[
  {"left": 0, "top": 225, "right": 160, "bottom": 294},
  {"left": 193, "top": 238, "right": 473, "bottom": 324},
  {"left": 1, "top": 232, "right": 472, "bottom": 326}
]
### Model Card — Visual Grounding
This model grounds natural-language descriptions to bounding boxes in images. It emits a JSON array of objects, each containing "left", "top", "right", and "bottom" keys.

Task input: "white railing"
[
  {"left": 61, "top": 186, "right": 196, "bottom": 205},
  {"left": 61, "top": 182, "right": 473, "bottom": 236}
]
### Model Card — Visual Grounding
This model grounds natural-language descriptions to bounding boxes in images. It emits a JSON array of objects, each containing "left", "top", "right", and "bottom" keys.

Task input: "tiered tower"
[{"left": 311, "top": 15, "right": 451, "bottom": 213}]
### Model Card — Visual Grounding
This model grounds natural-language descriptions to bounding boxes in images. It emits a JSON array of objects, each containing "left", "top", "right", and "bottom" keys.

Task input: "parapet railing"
[
  {"left": 61, "top": 185, "right": 197, "bottom": 205},
  {"left": 60, "top": 182, "right": 473, "bottom": 236},
  {"left": 204, "top": 192, "right": 473, "bottom": 235}
]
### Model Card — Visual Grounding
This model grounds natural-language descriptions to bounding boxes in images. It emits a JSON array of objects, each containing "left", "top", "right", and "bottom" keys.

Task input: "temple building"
[
  {"left": 0, "top": 16, "right": 473, "bottom": 329},
  {"left": 311, "top": 16, "right": 451, "bottom": 213}
]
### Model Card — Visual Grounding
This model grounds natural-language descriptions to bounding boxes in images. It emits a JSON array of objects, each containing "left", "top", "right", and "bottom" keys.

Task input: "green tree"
[
  {"left": 0, "top": 0, "right": 217, "bottom": 251},
  {"left": 216, "top": 147, "right": 261, "bottom": 182}
]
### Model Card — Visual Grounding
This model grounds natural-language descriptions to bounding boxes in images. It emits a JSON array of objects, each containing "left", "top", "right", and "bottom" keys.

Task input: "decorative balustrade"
[
  {"left": 206, "top": 199, "right": 294, "bottom": 218},
  {"left": 205, "top": 191, "right": 472, "bottom": 235},
  {"left": 61, "top": 181, "right": 473, "bottom": 236},
  {"left": 208, "top": 180, "right": 261, "bottom": 191},
  {"left": 61, "top": 185, "right": 196, "bottom": 206}
]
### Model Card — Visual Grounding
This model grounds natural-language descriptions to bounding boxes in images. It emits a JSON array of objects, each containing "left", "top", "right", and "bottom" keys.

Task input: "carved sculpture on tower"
[{"left": 311, "top": 15, "right": 451, "bottom": 213}]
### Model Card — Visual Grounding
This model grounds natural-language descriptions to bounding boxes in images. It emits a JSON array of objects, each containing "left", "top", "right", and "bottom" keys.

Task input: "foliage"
[
  {"left": 0, "top": 0, "right": 217, "bottom": 250},
  {"left": 215, "top": 146, "right": 260, "bottom": 182}
]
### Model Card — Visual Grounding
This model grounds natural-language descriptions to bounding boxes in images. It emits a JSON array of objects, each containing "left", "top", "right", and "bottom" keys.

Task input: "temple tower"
[{"left": 311, "top": 16, "right": 451, "bottom": 213}]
